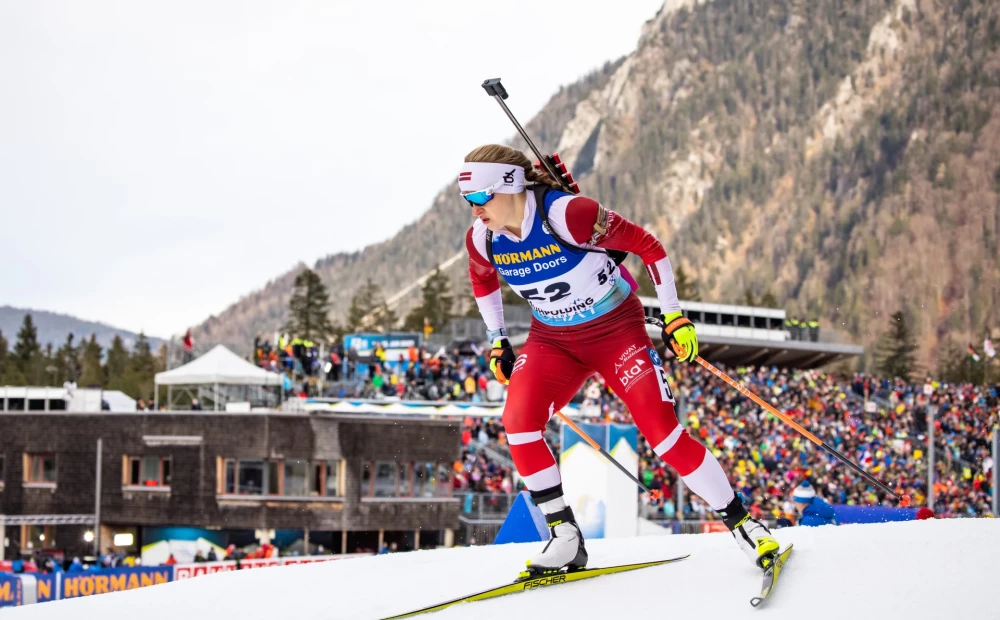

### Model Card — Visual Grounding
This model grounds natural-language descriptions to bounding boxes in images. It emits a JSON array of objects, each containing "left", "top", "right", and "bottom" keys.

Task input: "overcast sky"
[{"left": 0, "top": 0, "right": 662, "bottom": 338}]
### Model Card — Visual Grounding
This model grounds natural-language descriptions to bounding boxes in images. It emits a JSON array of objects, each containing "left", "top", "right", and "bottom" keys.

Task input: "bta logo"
[{"left": 619, "top": 358, "right": 646, "bottom": 387}]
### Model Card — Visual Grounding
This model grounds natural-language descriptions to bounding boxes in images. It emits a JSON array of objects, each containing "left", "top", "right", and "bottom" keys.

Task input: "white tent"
[{"left": 154, "top": 345, "right": 282, "bottom": 410}]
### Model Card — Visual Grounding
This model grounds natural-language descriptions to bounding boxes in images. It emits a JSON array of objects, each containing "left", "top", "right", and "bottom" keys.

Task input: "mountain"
[
  {"left": 0, "top": 306, "right": 166, "bottom": 353},
  {"left": 194, "top": 0, "right": 1000, "bottom": 371}
]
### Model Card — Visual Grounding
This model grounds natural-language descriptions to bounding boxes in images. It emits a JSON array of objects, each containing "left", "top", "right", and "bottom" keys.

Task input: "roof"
[{"left": 154, "top": 345, "right": 283, "bottom": 386}]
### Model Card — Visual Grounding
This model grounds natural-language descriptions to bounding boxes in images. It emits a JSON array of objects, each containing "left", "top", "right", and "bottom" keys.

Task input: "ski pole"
[
  {"left": 481, "top": 78, "right": 577, "bottom": 195},
  {"left": 645, "top": 317, "right": 911, "bottom": 506},
  {"left": 554, "top": 410, "right": 663, "bottom": 501}
]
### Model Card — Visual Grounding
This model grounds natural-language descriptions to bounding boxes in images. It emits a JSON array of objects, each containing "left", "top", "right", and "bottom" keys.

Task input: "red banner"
[{"left": 173, "top": 555, "right": 344, "bottom": 579}]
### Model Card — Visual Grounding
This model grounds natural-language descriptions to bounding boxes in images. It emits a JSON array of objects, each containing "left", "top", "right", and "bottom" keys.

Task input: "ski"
[
  {"left": 750, "top": 544, "right": 794, "bottom": 607},
  {"left": 382, "top": 555, "right": 690, "bottom": 619}
]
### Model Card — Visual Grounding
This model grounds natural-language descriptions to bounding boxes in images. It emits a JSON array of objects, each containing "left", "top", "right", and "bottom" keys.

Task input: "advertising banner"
[
  {"left": 173, "top": 555, "right": 345, "bottom": 579},
  {"left": 0, "top": 573, "right": 23, "bottom": 607},
  {"left": 560, "top": 422, "right": 639, "bottom": 539},
  {"left": 174, "top": 558, "right": 280, "bottom": 580},
  {"left": 832, "top": 505, "right": 917, "bottom": 524},
  {"left": 344, "top": 333, "right": 421, "bottom": 363},
  {"left": 35, "top": 574, "right": 57, "bottom": 602},
  {"left": 61, "top": 566, "right": 172, "bottom": 599}
]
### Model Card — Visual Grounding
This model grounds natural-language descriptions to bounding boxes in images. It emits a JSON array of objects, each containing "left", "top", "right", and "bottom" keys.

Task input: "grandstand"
[{"left": 507, "top": 298, "right": 863, "bottom": 369}]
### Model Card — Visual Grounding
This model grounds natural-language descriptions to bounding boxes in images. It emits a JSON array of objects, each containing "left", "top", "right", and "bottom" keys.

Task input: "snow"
[{"left": 9, "top": 519, "right": 999, "bottom": 619}]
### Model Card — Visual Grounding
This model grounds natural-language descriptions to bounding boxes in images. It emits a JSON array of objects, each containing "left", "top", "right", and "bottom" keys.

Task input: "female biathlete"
[{"left": 461, "top": 144, "right": 780, "bottom": 577}]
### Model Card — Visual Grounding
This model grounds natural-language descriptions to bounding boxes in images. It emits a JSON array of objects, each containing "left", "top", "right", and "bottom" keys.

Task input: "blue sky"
[{"left": 0, "top": 0, "right": 662, "bottom": 337}]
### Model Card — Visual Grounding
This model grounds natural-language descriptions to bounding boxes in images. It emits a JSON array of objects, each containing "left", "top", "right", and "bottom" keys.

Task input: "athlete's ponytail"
[{"left": 464, "top": 144, "right": 563, "bottom": 191}]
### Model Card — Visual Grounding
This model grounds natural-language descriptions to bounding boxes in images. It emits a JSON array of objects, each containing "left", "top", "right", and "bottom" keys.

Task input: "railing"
[
  {"left": 455, "top": 492, "right": 518, "bottom": 520},
  {"left": 467, "top": 441, "right": 515, "bottom": 469},
  {"left": 453, "top": 492, "right": 518, "bottom": 545}
]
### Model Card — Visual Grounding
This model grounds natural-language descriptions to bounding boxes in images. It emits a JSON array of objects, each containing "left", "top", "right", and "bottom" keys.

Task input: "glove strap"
[{"left": 664, "top": 315, "right": 693, "bottom": 335}]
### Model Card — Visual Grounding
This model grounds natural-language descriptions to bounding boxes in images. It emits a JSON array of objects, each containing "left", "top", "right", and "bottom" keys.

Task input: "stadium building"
[{"left": 0, "top": 410, "right": 460, "bottom": 562}]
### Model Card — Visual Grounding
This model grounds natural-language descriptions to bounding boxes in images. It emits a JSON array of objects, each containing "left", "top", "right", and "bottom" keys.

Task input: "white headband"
[{"left": 458, "top": 162, "right": 525, "bottom": 194}]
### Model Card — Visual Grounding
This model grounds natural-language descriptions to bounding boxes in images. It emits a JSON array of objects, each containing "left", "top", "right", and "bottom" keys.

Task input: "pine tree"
[
  {"left": 743, "top": 288, "right": 759, "bottom": 306},
  {"left": 875, "top": 311, "right": 919, "bottom": 382},
  {"left": 13, "top": 314, "right": 42, "bottom": 383},
  {"left": 284, "top": 268, "right": 336, "bottom": 341},
  {"left": 130, "top": 333, "right": 156, "bottom": 400},
  {"left": 0, "top": 329, "right": 25, "bottom": 386},
  {"left": 347, "top": 278, "right": 397, "bottom": 332},
  {"left": 346, "top": 278, "right": 377, "bottom": 332},
  {"left": 403, "top": 268, "right": 454, "bottom": 333},
  {"left": 370, "top": 302, "right": 399, "bottom": 333},
  {"left": 105, "top": 335, "right": 130, "bottom": 392},
  {"left": 78, "top": 335, "right": 105, "bottom": 387},
  {"left": 55, "top": 333, "right": 79, "bottom": 384},
  {"left": 0, "top": 329, "right": 9, "bottom": 384},
  {"left": 42, "top": 343, "right": 57, "bottom": 386},
  {"left": 674, "top": 265, "right": 701, "bottom": 301}
]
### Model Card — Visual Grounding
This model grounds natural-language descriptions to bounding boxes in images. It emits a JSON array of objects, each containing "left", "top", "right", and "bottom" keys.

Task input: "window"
[
  {"left": 225, "top": 460, "right": 236, "bottom": 493},
  {"left": 123, "top": 456, "right": 171, "bottom": 487},
  {"left": 268, "top": 461, "right": 280, "bottom": 495},
  {"left": 373, "top": 461, "right": 396, "bottom": 497},
  {"left": 324, "top": 461, "right": 340, "bottom": 497},
  {"left": 284, "top": 459, "right": 309, "bottom": 496},
  {"left": 414, "top": 462, "right": 436, "bottom": 498},
  {"left": 219, "top": 458, "right": 341, "bottom": 497},
  {"left": 398, "top": 463, "right": 411, "bottom": 497},
  {"left": 24, "top": 454, "right": 56, "bottom": 484},
  {"left": 239, "top": 460, "right": 266, "bottom": 494},
  {"left": 363, "top": 461, "right": 450, "bottom": 498},
  {"left": 220, "top": 458, "right": 270, "bottom": 494}
]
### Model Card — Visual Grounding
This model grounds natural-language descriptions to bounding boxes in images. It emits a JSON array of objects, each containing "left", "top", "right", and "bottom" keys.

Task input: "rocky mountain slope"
[{"left": 195, "top": 0, "right": 1000, "bottom": 371}]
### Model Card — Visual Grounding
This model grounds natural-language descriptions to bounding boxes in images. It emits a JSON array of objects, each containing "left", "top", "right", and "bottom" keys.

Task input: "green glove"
[{"left": 661, "top": 311, "right": 698, "bottom": 362}]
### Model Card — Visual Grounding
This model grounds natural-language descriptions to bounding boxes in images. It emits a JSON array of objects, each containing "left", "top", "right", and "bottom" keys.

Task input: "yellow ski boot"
[{"left": 718, "top": 495, "right": 780, "bottom": 569}]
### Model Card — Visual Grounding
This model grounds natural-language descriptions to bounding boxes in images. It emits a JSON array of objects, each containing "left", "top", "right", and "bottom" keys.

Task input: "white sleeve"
[
  {"left": 646, "top": 256, "right": 682, "bottom": 315},
  {"left": 468, "top": 220, "right": 506, "bottom": 335}
]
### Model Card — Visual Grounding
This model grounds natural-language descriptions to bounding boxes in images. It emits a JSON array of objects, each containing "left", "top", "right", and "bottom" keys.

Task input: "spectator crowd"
[
  {"left": 247, "top": 331, "right": 996, "bottom": 523},
  {"left": 582, "top": 362, "right": 997, "bottom": 522},
  {"left": 447, "top": 360, "right": 996, "bottom": 524},
  {"left": 251, "top": 333, "right": 505, "bottom": 403}
]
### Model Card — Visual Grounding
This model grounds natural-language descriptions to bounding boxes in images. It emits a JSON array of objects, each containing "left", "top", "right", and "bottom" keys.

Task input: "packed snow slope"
[{"left": 10, "top": 519, "right": 999, "bottom": 619}]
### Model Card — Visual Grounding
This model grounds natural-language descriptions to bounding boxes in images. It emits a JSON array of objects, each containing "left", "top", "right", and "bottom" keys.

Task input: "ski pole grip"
[{"left": 482, "top": 78, "right": 508, "bottom": 100}]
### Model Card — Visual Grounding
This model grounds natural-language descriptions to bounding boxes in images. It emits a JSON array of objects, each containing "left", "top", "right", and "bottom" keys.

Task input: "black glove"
[{"left": 489, "top": 338, "right": 515, "bottom": 384}]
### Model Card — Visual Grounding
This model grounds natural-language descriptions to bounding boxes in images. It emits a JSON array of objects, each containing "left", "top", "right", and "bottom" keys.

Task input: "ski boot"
[
  {"left": 718, "top": 495, "right": 780, "bottom": 569},
  {"left": 519, "top": 487, "right": 588, "bottom": 581}
]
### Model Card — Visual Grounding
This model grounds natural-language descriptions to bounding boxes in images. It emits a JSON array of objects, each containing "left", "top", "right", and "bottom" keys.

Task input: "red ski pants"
[{"left": 502, "top": 294, "right": 734, "bottom": 510}]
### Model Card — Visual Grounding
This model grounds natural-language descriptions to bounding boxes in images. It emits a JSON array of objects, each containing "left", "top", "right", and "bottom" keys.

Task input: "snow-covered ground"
[{"left": 9, "top": 519, "right": 999, "bottom": 619}]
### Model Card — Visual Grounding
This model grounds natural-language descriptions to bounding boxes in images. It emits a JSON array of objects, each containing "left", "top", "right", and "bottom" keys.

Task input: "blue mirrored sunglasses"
[{"left": 461, "top": 178, "right": 505, "bottom": 207}]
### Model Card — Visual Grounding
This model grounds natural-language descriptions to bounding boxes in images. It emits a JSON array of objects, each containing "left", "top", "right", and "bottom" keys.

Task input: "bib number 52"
[{"left": 519, "top": 282, "right": 571, "bottom": 302}]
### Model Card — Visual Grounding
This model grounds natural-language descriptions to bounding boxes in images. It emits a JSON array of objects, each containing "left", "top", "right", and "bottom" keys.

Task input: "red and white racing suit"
[{"left": 466, "top": 190, "right": 735, "bottom": 511}]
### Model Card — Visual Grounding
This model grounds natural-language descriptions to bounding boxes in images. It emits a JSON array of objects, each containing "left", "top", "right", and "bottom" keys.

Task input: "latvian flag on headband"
[
  {"left": 458, "top": 172, "right": 473, "bottom": 183},
  {"left": 967, "top": 344, "right": 981, "bottom": 362}
]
